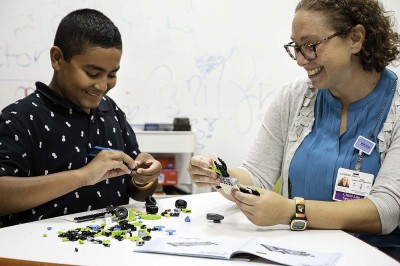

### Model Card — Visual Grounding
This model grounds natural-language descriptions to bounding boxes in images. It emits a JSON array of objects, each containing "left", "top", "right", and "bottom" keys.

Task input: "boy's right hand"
[
  {"left": 80, "top": 149, "right": 136, "bottom": 186},
  {"left": 187, "top": 156, "right": 220, "bottom": 189}
]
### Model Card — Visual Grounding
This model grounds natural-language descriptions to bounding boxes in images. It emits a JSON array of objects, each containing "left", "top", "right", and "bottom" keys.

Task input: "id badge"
[{"left": 333, "top": 168, "right": 374, "bottom": 201}]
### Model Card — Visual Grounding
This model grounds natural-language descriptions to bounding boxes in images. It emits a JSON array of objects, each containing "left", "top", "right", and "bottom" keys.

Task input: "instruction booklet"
[{"left": 134, "top": 236, "right": 342, "bottom": 266}]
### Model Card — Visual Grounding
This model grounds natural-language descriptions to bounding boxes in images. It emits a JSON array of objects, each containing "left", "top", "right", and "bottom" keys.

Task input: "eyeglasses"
[{"left": 284, "top": 28, "right": 352, "bottom": 61}]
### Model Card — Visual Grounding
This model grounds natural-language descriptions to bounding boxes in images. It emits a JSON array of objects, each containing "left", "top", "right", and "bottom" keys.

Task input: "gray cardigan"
[{"left": 240, "top": 75, "right": 400, "bottom": 234}]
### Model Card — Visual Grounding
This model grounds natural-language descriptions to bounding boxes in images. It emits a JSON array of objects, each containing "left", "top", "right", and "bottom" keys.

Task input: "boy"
[{"left": 0, "top": 8, "right": 161, "bottom": 227}]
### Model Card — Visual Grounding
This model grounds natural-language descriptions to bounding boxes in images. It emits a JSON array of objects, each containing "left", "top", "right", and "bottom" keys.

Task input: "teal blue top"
[{"left": 289, "top": 68, "right": 398, "bottom": 247}]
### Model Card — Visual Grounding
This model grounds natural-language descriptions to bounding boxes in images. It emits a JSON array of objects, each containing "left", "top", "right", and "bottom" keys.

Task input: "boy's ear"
[{"left": 50, "top": 46, "right": 64, "bottom": 70}]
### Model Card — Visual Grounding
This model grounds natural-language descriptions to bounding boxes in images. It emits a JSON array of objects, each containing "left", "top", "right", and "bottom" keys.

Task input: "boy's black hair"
[{"left": 54, "top": 8, "right": 122, "bottom": 62}]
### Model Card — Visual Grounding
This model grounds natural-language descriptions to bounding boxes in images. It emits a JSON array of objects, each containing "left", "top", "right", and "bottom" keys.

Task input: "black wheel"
[
  {"left": 175, "top": 199, "right": 187, "bottom": 209},
  {"left": 113, "top": 207, "right": 128, "bottom": 219},
  {"left": 145, "top": 195, "right": 157, "bottom": 206}
]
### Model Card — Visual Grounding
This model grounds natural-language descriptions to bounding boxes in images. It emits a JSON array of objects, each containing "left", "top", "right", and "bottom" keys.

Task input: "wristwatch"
[{"left": 290, "top": 197, "right": 308, "bottom": 231}]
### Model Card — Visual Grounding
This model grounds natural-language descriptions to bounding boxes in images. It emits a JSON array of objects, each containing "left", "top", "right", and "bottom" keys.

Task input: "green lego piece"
[
  {"left": 79, "top": 239, "right": 85, "bottom": 245},
  {"left": 140, "top": 214, "right": 162, "bottom": 220},
  {"left": 129, "top": 236, "right": 140, "bottom": 242},
  {"left": 104, "top": 229, "right": 112, "bottom": 234},
  {"left": 111, "top": 230, "right": 126, "bottom": 237},
  {"left": 128, "top": 209, "right": 137, "bottom": 221},
  {"left": 182, "top": 208, "right": 191, "bottom": 213},
  {"left": 209, "top": 165, "right": 222, "bottom": 176},
  {"left": 42, "top": 234, "right": 48, "bottom": 237}
]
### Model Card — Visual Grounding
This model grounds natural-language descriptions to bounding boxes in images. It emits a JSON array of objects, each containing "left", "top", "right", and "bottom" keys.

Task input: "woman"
[
  {"left": 338, "top": 177, "right": 349, "bottom": 187},
  {"left": 187, "top": 0, "right": 400, "bottom": 260}
]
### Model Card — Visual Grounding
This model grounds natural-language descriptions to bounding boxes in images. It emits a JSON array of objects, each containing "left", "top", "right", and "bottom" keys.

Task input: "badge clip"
[{"left": 353, "top": 136, "right": 376, "bottom": 155}]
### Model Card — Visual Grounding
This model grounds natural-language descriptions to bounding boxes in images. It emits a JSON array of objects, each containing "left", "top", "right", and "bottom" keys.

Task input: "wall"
[{"left": 0, "top": 0, "right": 399, "bottom": 168}]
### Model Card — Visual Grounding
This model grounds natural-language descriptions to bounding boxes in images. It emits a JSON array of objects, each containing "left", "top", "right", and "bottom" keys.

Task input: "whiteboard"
[{"left": 1, "top": 0, "right": 399, "bottom": 168}]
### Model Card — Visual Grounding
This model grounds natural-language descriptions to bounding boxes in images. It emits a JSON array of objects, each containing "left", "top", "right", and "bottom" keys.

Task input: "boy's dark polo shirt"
[{"left": 0, "top": 82, "right": 140, "bottom": 227}]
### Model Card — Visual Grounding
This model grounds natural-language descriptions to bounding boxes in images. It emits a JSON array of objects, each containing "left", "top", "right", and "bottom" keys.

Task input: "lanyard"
[{"left": 354, "top": 79, "right": 397, "bottom": 171}]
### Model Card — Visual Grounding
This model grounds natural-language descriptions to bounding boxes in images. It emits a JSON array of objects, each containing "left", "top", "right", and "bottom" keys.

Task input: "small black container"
[{"left": 173, "top": 117, "right": 191, "bottom": 131}]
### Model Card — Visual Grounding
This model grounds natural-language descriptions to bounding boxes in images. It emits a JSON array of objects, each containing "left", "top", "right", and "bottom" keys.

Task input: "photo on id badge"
[{"left": 333, "top": 168, "right": 374, "bottom": 201}]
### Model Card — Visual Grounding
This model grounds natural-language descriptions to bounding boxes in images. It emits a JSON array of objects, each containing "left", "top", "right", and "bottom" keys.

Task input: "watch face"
[{"left": 291, "top": 220, "right": 307, "bottom": 231}]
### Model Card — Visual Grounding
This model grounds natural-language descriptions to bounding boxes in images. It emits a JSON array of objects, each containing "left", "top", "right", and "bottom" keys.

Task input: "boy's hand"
[
  {"left": 131, "top": 153, "right": 162, "bottom": 184},
  {"left": 81, "top": 149, "right": 137, "bottom": 186}
]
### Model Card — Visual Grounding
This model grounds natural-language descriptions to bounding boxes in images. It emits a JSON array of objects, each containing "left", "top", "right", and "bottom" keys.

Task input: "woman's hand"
[
  {"left": 231, "top": 188, "right": 295, "bottom": 226},
  {"left": 187, "top": 155, "right": 219, "bottom": 189}
]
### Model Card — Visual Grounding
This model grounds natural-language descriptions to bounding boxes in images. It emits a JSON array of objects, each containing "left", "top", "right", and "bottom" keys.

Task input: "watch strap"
[
  {"left": 290, "top": 197, "right": 307, "bottom": 231},
  {"left": 293, "top": 197, "right": 306, "bottom": 219}
]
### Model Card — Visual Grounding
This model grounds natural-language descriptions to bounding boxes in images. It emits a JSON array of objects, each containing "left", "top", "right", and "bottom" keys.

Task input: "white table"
[{"left": 0, "top": 192, "right": 398, "bottom": 266}]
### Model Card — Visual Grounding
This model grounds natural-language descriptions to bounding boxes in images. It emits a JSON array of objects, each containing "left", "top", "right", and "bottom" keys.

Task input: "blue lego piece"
[
  {"left": 153, "top": 225, "right": 165, "bottom": 231},
  {"left": 88, "top": 224, "right": 101, "bottom": 232},
  {"left": 165, "top": 229, "right": 176, "bottom": 235}
]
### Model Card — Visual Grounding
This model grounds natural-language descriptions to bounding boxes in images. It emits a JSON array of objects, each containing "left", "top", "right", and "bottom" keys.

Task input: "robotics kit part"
[
  {"left": 175, "top": 199, "right": 187, "bottom": 209},
  {"left": 146, "top": 205, "right": 159, "bottom": 214},
  {"left": 239, "top": 185, "right": 261, "bottom": 196},
  {"left": 145, "top": 195, "right": 157, "bottom": 206},
  {"left": 73, "top": 206, "right": 128, "bottom": 222},
  {"left": 210, "top": 153, "right": 229, "bottom": 177},
  {"left": 206, "top": 213, "right": 224, "bottom": 223},
  {"left": 209, "top": 153, "right": 261, "bottom": 196}
]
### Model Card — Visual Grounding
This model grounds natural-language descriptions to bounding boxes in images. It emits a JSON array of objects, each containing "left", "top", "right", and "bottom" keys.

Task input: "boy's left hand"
[{"left": 131, "top": 153, "right": 162, "bottom": 184}]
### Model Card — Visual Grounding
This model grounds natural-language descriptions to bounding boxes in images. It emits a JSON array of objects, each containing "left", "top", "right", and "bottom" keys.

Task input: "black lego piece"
[
  {"left": 175, "top": 199, "right": 187, "bottom": 209},
  {"left": 145, "top": 195, "right": 157, "bottom": 206},
  {"left": 239, "top": 186, "right": 261, "bottom": 196},
  {"left": 214, "top": 157, "right": 229, "bottom": 177},
  {"left": 73, "top": 206, "right": 128, "bottom": 222},
  {"left": 146, "top": 205, "right": 159, "bottom": 214},
  {"left": 113, "top": 207, "right": 128, "bottom": 220},
  {"left": 73, "top": 211, "right": 109, "bottom": 222},
  {"left": 206, "top": 213, "right": 224, "bottom": 223}
]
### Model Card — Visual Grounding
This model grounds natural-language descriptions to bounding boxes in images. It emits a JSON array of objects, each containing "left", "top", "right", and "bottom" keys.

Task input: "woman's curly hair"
[{"left": 295, "top": 0, "right": 400, "bottom": 72}]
